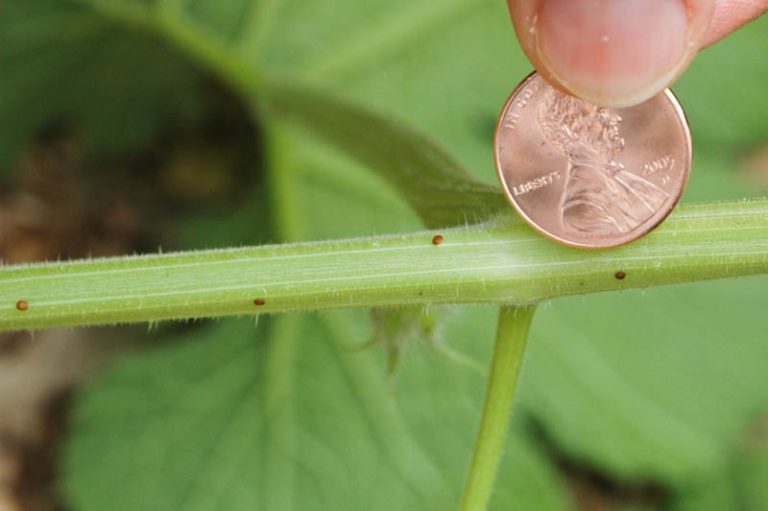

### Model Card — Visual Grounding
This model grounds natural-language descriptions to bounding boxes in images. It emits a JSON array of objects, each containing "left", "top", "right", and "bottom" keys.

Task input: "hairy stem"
[
  {"left": 459, "top": 305, "right": 535, "bottom": 511},
  {"left": 1, "top": 200, "right": 768, "bottom": 331}
]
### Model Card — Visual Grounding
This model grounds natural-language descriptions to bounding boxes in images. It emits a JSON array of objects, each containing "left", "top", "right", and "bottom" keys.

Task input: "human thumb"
[{"left": 507, "top": 0, "right": 716, "bottom": 107}]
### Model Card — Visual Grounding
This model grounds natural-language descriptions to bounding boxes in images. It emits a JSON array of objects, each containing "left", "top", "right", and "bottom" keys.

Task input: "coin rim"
[{"left": 493, "top": 71, "right": 693, "bottom": 249}]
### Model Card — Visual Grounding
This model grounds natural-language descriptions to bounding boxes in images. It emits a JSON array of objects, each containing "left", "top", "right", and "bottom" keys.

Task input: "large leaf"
[
  {"left": 64, "top": 315, "right": 570, "bottom": 511},
  {"left": 520, "top": 278, "right": 768, "bottom": 486}
]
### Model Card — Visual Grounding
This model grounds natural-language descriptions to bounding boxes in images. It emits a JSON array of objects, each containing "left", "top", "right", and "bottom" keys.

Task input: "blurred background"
[{"left": 1, "top": 1, "right": 767, "bottom": 510}]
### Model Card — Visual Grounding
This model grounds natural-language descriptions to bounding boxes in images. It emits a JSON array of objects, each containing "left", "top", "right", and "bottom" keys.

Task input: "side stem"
[{"left": 458, "top": 305, "right": 536, "bottom": 511}]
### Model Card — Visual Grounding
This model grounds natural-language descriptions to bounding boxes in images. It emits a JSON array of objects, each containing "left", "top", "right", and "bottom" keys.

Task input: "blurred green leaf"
[
  {"left": 270, "top": 83, "right": 504, "bottom": 227},
  {"left": 260, "top": 0, "right": 529, "bottom": 181},
  {"left": 670, "top": 471, "right": 739, "bottom": 511},
  {"left": 521, "top": 278, "right": 768, "bottom": 486},
  {"left": 282, "top": 127, "right": 422, "bottom": 238},
  {"left": 675, "top": 22, "right": 768, "bottom": 150},
  {"left": 736, "top": 441, "right": 768, "bottom": 510},
  {"left": 670, "top": 416, "right": 768, "bottom": 510},
  {"left": 64, "top": 310, "right": 570, "bottom": 511},
  {"left": 3, "top": 0, "right": 501, "bottom": 226},
  {"left": 0, "top": 0, "right": 207, "bottom": 165},
  {"left": 266, "top": 80, "right": 504, "bottom": 227}
]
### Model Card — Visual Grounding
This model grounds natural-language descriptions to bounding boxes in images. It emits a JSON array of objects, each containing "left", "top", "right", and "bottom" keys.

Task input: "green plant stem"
[
  {"left": 459, "top": 305, "right": 535, "bottom": 511},
  {"left": 1, "top": 200, "right": 768, "bottom": 331}
]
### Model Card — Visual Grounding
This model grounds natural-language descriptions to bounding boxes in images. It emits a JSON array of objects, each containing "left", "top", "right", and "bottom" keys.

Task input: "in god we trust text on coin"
[{"left": 494, "top": 72, "right": 692, "bottom": 249}]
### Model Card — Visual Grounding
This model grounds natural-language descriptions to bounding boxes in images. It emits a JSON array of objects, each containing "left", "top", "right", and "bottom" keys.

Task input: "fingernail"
[{"left": 535, "top": 0, "right": 689, "bottom": 106}]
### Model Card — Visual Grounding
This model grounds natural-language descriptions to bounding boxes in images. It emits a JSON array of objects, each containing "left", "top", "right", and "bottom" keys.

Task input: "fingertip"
[
  {"left": 702, "top": 0, "right": 768, "bottom": 47},
  {"left": 508, "top": 0, "right": 717, "bottom": 107}
]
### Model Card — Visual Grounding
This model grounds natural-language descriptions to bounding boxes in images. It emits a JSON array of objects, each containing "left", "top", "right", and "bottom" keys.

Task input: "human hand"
[{"left": 507, "top": 0, "right": 768, "bottom": 107}]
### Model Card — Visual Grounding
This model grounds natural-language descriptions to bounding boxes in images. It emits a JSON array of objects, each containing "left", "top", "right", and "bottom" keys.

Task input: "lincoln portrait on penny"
[{"left": 538, "top": 87, "right": 669, "bottom": 235}]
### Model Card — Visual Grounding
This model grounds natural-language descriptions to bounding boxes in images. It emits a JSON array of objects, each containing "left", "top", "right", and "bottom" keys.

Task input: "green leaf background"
[{"left": 2, "top": 0, "right": 767, "bottom": 509}]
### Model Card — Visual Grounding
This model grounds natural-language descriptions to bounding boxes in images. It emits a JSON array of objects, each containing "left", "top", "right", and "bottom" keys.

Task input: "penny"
[{"left": 494, "top": 72, "right": 692, "bottom": 249}]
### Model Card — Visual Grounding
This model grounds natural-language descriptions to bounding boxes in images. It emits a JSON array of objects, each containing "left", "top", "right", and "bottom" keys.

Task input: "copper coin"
[{"left": 494, "top": 72, "right": 692, "bottom": 249}]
